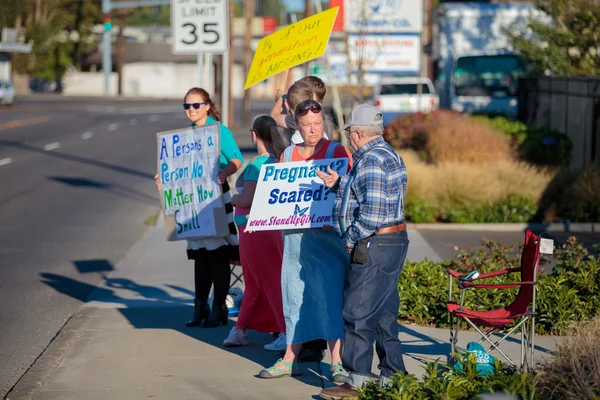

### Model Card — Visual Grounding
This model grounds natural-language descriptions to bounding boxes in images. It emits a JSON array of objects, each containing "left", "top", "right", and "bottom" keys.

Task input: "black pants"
[
  {"left": 303, "top": 339, "right": 327, "bottom": 351},
  {"left": 193, "top": 245, "right": 231, "bottom": 307}
]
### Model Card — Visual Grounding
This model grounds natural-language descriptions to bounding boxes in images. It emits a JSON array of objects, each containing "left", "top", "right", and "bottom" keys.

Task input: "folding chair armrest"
[
  {"left": 447, "top": 269, "right": 463, "bottom": 279},
  {"left": 473, "top": 268, "right": 521, "bottom": 280},
  {"left": 447, "top": 268, "right": 480, "bottom": 283},
  {"left": 461, "top": 281, "right": 536, "bottom": 289}
]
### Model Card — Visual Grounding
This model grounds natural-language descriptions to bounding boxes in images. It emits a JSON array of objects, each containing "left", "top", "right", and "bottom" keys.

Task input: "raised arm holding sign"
[{"left": 243, "top": 7, "right": 339, "bottom": 90}]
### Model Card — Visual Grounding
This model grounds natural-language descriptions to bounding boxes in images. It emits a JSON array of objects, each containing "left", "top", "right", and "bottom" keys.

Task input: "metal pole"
[
  {"left": 204, "top": 53, "right": 212, "bottom": 93},
  {"left": 222, "top": 51, "right": 229, "bottom": 126},
  {"left": 197, "top": 53, "right": 204, "bottom": 87},
  {"left": 225, "top": 0, "right": 233, "bottom": 127},
  {"left": 102, "top": 0, "right": 112, "bottom": 97},
  {"left": 314, "top": 0, "right": 347, "bottom": 146},
  {"left": 243, "top": 0, "right": 254, "bottom": 126},
  {"left": 117, "top": 10, "right": 126, "bottom": 96},
  {"left": 416, "top": 0, "right": 425, "bottom": 111}
]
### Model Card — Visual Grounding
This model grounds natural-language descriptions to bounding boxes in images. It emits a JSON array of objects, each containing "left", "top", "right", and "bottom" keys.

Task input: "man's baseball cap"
[{"left": 342, "top": 103, "right": 384, "bottom": 130}]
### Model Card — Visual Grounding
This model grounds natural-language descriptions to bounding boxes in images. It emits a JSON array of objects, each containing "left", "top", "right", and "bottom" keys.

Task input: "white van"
[
  {"left": 0, "top": 80, "right": 15, "bottom": 106},
  {"left": 373, "top": 77, "right": 439, "bottom": 126}
]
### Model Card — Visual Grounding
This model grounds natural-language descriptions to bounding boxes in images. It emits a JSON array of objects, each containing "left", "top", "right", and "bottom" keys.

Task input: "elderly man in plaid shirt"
[{"left": 317, "top": 104, "right": 409, "bottom": 399}]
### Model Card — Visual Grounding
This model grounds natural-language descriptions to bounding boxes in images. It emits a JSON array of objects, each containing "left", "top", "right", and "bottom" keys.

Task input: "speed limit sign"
[{"left": 171, "top": 0, "right": 229, "bottom": 54}]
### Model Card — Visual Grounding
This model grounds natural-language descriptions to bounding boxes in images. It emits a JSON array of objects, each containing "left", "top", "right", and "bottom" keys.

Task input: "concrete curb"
[{"left": 408, "top": 222, "right": 599, "bottom": 233}]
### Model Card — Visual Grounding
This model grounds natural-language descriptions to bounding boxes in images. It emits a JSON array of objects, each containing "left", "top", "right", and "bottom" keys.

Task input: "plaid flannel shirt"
[{"left": 332, "top": 137, "right": 408, "bottom": 249}]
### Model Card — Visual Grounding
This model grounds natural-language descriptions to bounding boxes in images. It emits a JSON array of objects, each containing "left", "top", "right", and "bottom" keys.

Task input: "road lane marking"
[
  {"left": 0, "top": 116, "right": 51, "bottom": 132},
  {"left": 0, "top": 157, "right": 12, "bottom": 166},
  {"left": 44, "top": 142, "right": 60, "bottom": 151},
  {"left": 129, "top": 119, "right": 137, "bottom": 126},
  {"left": 108, "top": 123, "right": 118, "bottom": 131},
  {"left": 149, "top": 115, "right": 158, "bottom": 122},
  {"left": 81, "top": 131, "right": 94, "bottom": 139}
]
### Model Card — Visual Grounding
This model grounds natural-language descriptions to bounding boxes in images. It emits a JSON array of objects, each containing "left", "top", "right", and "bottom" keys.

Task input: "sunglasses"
[
  {"left": 295, "top": 102, "right": 322, "bottom": 117},
  {"left": 182, "top": 102, "right": 207, "bottom": 110}
]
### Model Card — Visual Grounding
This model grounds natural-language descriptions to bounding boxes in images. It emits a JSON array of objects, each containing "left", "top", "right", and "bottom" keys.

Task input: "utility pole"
[
  {"left": 417, "top": 0, "right": 426, "bottom": 111},
  {"left": 102, "top": 0, "right": 171, "bottom": 97},
  {"left": 425, "top": 0, "right": 433, "bottom": 79},
  {"left": 244, "top": 0, "right": 254, "bottom": 125},
  {"left": 305, "top": 0, "right": 314, "bottom": 18},
  {"left": 313, "top": 0, "right": 347, "bottom": 146},
  {"left": 102, "top": 0, "right": 112, "bottom": 97},
  {"left": 116, "top": 10, "right": 127, "bottom": 96},
  {"left": 226, "top": 0, "right": 234, "bottom": 127},
  {"left": 304, "top": 0, "right": 313, "bottom": 76}
]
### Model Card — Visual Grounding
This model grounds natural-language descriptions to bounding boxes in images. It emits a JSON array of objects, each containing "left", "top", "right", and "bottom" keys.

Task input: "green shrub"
[
  {"left": 565, "top": 166, "right": 600, "bottom": 222},
  {"left": 520, "top": 128, "right": 572, "bottom": 167},
  {"left": 405, "top": 198, "right": 438, "bottom": 223},
  {"left": 472, "top": 115, "right": 573, "bottom": 167},
  {"left": 404, "top": 195, "right": 538, "bottom": 224},
  {"left": 358, "top": 355, "right": 540, "bottom": 400},
  {"left": 536, "top": 166, "right": 600, "bottom": 223},
  {"left": 398, "top": 238, "right": 600, "bottom": 335},
  {"left": 472, "top": 115, "right": 529, "bottom": 147}
]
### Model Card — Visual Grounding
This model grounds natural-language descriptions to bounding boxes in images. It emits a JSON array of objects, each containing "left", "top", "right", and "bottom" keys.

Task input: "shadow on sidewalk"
[
  {"left": 397, "top": 322, "right": 555, "bottom": 367},
  {"left": 47, "top": 175, "right": 158, "bottom": 207},
  {"left": 39, "top": 270, "right": 324, "bottom": 389}
]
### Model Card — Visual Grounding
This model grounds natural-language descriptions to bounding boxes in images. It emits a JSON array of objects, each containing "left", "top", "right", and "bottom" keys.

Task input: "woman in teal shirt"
[
  {"left": 222, "top": 115, "right": 288, "bottom": 349},
  {"left": 156, "top": 87, "right": 244, "bottom": 328}
]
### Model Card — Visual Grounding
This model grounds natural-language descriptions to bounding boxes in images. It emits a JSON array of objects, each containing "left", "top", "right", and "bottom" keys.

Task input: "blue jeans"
[{"left": 342, "top": 230, "right": 409, "bottom": 388}]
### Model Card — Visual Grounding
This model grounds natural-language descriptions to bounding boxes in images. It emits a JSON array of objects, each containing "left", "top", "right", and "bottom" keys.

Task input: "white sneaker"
[
  {"left": 263, "top": 332, "right": 287, "bottom": 352},
  {"left": 223, "top": 326, "right": 249, "bottom": 347}
]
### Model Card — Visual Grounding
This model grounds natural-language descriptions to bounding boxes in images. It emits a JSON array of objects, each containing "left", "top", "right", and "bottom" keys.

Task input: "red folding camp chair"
[
  {"left": 227, "top": 245, "right": 244, "bottom": 287},
  {"left": 446, "top": 230, "right": 544, "bottom": 372},
  {"left": 230, "top": 258, "right": 244, "bottom": 287}
]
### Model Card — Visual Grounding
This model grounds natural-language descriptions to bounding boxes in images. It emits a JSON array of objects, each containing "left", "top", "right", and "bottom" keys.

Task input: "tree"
[
  {"left": 508, "top": 0, "right": 600, "bottom": 76},
  {"left": 3, "top": 0, "right": 101, "bottom": 82},
  {"left": 344, "top": 0, "right": 386, "bottom": 101},
  {"left": 127, "top": 5, "right": 170, "bottom": 26}
]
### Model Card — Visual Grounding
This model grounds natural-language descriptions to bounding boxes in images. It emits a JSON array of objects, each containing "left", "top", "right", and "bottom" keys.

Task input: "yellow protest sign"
[{"left": 244, "top": 7, "right": 339, "bottom": 90}]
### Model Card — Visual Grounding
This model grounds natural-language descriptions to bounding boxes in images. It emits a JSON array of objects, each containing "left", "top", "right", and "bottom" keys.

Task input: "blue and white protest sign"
[
  {"left": 157, "top": 123, "right": 229, "bottom": 240},
  {"left": 247, "top": 158, "right": 349, "bottom": 231}
]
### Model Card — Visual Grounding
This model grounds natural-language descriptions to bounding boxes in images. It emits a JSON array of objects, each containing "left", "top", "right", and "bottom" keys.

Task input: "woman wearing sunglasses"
[
  {"left": 156, "top": 87, "right": 243, "bottom": 328},
  {"left": 221, "top": 115, "right": 288, "bottom": 349},
  {"left": 258, "top": 99, "right": 352, "bottom": 383}
]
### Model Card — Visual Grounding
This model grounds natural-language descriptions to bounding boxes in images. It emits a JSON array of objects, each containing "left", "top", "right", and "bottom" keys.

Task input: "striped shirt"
[{"left": 332, "top": 136, "right": 408, "bottom": 248}]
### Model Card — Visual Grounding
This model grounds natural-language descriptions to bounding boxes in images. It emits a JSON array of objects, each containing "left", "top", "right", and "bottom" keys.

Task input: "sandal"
[
  {"left": 331, "top": 362, "right": 349, "bottom": 384},
  {"left": 259, "top": 358, "right": 302, "bottom": 379}
]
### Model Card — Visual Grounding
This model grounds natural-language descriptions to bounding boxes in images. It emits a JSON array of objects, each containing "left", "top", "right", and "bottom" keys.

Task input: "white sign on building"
[
  {"left": 344, "top": 0, "right": 423, "bottom": 33},
  {"left": 348, "top": 33, "right": 421, "bottom": 74},
  {"left": 171, "top": 0, "right": 229, "bottom": 54}
]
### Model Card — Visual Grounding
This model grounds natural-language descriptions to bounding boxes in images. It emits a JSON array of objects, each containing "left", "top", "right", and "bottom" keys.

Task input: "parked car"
[
  {"left": 29, "top": 78, "right": 62, "bottom": 93},
  {"left": 373, "top": 77, "right": 439, "bottom": 126},
  {"left": 0, "top": 80, "right": 15, "bottom": 106}
]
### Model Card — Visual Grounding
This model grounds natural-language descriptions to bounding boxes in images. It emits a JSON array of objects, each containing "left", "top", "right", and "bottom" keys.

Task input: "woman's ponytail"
[{"left": 253, "top": 115, "right": 286, "bottom": 158}]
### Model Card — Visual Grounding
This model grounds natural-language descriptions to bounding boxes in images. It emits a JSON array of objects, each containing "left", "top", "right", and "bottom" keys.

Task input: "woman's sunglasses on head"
[
  {"left": 296, "top": 101, "right": 322, "bottom": 117},
  {"left": 183, "top": 102, "right": 207, "bottom": 110}
]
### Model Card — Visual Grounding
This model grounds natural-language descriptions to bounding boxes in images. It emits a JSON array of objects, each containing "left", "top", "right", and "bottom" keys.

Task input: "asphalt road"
[{"left": 0, "top": 95, "right": 267, "bottom": 397}]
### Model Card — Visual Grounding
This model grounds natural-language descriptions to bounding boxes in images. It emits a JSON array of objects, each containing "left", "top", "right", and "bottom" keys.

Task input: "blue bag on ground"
[{"left": 454, "top": 341, "right": 496, "bottom": 376}]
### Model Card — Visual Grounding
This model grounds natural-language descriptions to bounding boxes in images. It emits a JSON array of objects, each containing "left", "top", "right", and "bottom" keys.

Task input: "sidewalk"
[{"left": 7, "top": 216, "right": 560, "bottom": 400}]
